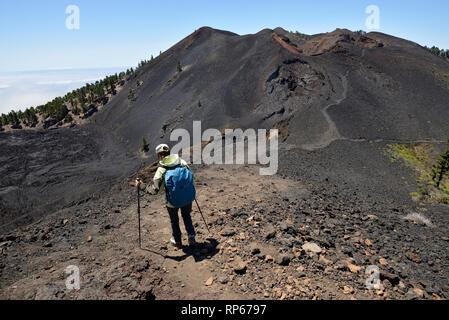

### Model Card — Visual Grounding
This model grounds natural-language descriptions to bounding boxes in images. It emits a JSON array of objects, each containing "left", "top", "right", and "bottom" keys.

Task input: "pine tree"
[
  {"left": 128, "top": 88, "right": 135, "bottom": 101},
  {"left": 64, "top": 113, "right": 73, "bottom": 123},
  {"left": 432, "top": 143, "right": 449, "bottom": 189},
  {"left": 177, "top": 60, "right": 182, "bottom": 72},
  {"left": 141, "top": 136, "right": 149, "bottom": 152},
  {"left": 1, "top": 114, "right": 7, "bottom": 126}
]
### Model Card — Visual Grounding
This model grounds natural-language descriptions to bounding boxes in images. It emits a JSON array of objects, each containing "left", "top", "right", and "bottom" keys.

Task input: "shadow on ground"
[{"left": 140, "top": 238, "right": 219, "bottom": 263}]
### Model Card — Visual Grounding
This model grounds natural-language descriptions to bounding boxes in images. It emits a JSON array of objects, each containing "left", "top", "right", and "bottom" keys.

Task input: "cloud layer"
[{"left": 0, "top": 67, "right": 127, "bottom": 115}]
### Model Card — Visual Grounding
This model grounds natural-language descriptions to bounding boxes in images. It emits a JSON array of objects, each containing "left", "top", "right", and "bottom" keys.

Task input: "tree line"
[
  {"left": 1, "top": 53, "right": 164, "bottom": 131},
  {"left": 424, "top": 45, "right": 449, "bottom": 60},
  {"left": 1, "top": 69, "right": 135, "bottom": 129}
]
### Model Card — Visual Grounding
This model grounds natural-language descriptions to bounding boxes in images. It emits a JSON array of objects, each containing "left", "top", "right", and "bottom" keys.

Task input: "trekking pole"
[
  {"left": 194, "top": 198, "right": 211, "bottom": 234},
  {"left": 137, "top": 178, "right": 142, "bottom": 248}
]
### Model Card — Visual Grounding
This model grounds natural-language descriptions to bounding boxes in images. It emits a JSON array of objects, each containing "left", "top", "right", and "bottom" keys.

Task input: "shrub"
[
  {"left": 141, "top": 136, "right": 149, "bottom": 152},
  {"left": 432, "top": 145, "right": 449, "bottom": 189}
]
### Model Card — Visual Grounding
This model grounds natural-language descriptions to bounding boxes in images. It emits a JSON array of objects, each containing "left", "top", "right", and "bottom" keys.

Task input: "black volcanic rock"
[
  {"left": 92, "top": 27, "right": 449, "bottom": 154},
  {"left": 0, "top": 28, "right": 448, "bottom": 301}
]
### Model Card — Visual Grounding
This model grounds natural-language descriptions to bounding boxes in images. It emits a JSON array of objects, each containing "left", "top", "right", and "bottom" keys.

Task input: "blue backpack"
[{"left": 164, "top": 165, "right": 196, "bottom": 208}]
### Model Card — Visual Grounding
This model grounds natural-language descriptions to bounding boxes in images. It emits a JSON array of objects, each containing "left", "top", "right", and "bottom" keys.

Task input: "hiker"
[{"left": 136, "top": 144, "right": 196, "bottom": 249}]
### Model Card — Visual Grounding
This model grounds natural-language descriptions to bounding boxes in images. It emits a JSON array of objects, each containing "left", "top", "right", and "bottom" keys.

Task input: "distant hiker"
[{"left": 136, "top": 144, "right": 196, "bottom": 249}]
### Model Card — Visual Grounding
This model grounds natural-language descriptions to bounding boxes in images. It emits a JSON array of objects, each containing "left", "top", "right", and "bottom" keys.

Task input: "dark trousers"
[{"left": 166, "top": 202, "right": 195, "bottom": 244}]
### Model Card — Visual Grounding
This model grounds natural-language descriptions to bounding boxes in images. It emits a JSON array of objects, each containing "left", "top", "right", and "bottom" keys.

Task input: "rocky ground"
[
  {"left": 0, "top": 126, "right": 139, "bottom": 232},
  {"left": 1, "top": 159, "right": 447, "bottom": 300},
  {"left": 2, "top": 26, "right": 449, "bottom": 301}
]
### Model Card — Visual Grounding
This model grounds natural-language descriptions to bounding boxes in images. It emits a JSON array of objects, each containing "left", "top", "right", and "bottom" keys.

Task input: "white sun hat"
[{"left": 155, "top": 144, "right": 170, "bottom": 154}]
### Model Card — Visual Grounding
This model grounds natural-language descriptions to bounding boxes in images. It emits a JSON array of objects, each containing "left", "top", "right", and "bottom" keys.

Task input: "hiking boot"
[
  {"left": 188, "top": 235, "right": 196, "bottom": 246},
  {"left": 170, "top": 238, "right": 182, "bottom": 249}
]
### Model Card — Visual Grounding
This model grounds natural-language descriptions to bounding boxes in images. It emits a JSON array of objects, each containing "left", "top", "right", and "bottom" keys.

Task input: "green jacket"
[{"left": 139, "top": 154, "right": 190, "bottom": 208}]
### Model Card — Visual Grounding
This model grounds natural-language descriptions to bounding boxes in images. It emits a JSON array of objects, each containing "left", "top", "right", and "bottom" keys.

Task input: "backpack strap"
[{"left": 163, "top": 163, "right": 183, "bottom": 170}]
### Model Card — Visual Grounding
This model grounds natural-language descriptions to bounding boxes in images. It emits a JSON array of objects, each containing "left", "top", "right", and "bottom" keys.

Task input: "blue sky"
[{"left": 0, "top": 0, "right": 448, "bottom": 72}]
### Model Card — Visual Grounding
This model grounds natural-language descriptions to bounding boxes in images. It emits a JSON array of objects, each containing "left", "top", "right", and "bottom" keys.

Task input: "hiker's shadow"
[{"left": 140, "top": 238, "right": 219, "bottom": 263}]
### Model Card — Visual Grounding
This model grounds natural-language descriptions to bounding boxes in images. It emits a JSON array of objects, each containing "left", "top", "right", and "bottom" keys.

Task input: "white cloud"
[
  {"left": 36, "top": 78, "right": 102, "bottom": 85},
  {"left": 0, "top": 67, "right": 126, "bottom": 114}
]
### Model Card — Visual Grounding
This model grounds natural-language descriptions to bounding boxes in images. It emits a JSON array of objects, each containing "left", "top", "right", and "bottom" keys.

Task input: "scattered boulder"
[
  {"left": 37, "top": 232, "right": 49, "bottom": 241},
  {"left": 405, "top": 289, "right": 419, "bottom": 300},
  {"left": 278, "top": 237, "right": 294, "bottom": 248},
  {"left": 232, "top": 258, "right": 247, "bottom": 274},
  {"left": 275, "top": 254, "right": 294, "bottom": 266},
  {"left": 264, "top": 229, "right": 276, "bottom": 240},
  {"left": 221, "top": 228, "right": 236, "bottom": 237},
  {"left": 302, "top": 242, "right": 322, "bottom": 254},
  {"left": 379, "top": 258, "right": 388, "bottom": 266},
  {"left": 255, "top": 253, "right": 266, "bottom": 260},
  {"left": 0, "top": 241, "right": 11, "bottom": 247},
  {"left": 279, "top": 222, "right": 288, "bottom": 232},
  {"left": 205, "top": 277, "right": 214, "bottom": 286},
  {"left": 217, "top": 276, "right": 228, "bottom": 284},
  {"left": 249, "top": 244, "right": 260, "bottom": 255},
  {"left": 343, "top": 286, "right": 354, "bottom": 294},
  {"left": 380, "top": 271, "right": 400, "bottom": 286},
  {"left": 346, "top": 262, "right": 362, "bottom": 273},
  {"left": 341, "top": 246, "right": 353, "bottom": 256},
  {"left": 279, "top": 222, "right": 298, "bottom": 236},
  {"left": 405, "top": 251, "right": 421, "bottom": 264}
]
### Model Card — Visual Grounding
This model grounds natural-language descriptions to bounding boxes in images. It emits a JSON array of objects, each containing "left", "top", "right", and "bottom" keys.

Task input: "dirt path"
[
  {"left": 0, "top": 164, "right": 302, "bottom": 300},
  {"left": 302, "top": 71, "right": 348, "bottom": 151},
  {"left": 1, "top": 162, "right": 447, "bottom": 300},
  {"left": 137, "top": 164, "right": 304, "bottom": 299}
]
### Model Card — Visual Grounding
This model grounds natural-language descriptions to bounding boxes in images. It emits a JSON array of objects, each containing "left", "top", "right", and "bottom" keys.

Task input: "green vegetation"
[
  {"left": 1, "top": 72, "right": 127, "bottom": 129},
  {"left": 423, "top": 45, "right": 449, "bottom": 60},
  {"left": 141, "top": 136, "right": 149, "bottom": 152},
  {"left": 128, "top": 88, "right": 135, "bottom": 101},
  {"left": 290, "top": 30, "right": 311, "bottom": 40},
  {"left": 353, "top": 30, "right": 367, "bottom": 36},
  {"left": 1, "top": 49, "right": 165, "bottom": 130},
  {"left": 198, "top": 100, "right": 202, "bottom": 108},
  {"left": 432, "top": 146, "right": 449, "bottom": 188},
  {"left": 0, "top": 56, "right": 157, "bottom": 130},
  {"left": 1, "top": 108, "right": 38, "bottom": 128},
  {"left": 177, "top": 60, "right": 182, "bottom": 72},
  {"left": 64, "top": 113, "right": 73, "bottom": 123},
  {"left": 387, "top": 143, "right": 449, "bottom": 204}
]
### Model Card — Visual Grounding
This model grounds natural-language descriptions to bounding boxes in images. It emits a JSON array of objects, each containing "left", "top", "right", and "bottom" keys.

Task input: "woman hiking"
[{"left": 136, "top": 144, "right": 196, "bottom": 249}]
